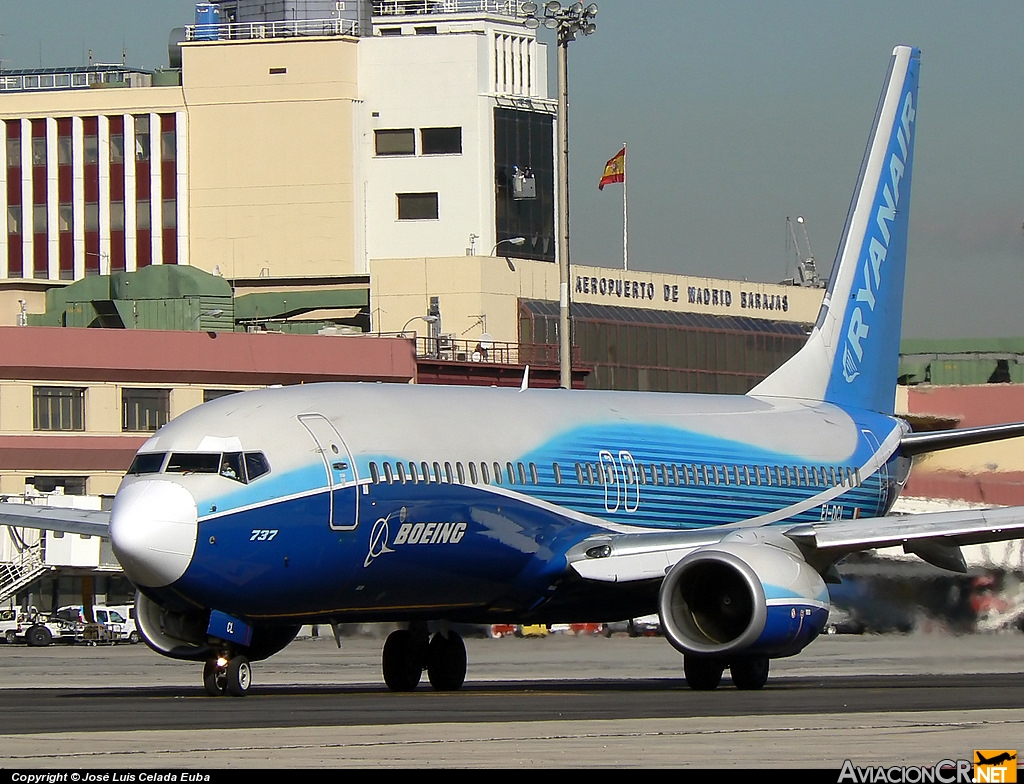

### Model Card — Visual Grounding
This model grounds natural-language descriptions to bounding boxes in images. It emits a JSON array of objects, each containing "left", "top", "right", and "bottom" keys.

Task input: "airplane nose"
[{"left": 110, "top": 480, "right": 198, "bottom": 588}]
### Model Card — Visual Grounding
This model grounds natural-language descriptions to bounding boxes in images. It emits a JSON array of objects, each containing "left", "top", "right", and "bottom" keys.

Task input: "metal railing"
[
  {"left": 408, "top": 336, "right": 568, "bottom": 366},
  {"left": 374, "top": 0, "right": 524, "bottom": 17},
  {"left": 0, "top": 542, "right": 50, "bottom": 606},
  {"left": 185, "top": 18, "right": 359, "bottom": 42}
]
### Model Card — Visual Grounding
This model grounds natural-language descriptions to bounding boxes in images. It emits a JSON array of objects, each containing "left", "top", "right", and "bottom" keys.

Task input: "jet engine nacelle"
[
  {"left": 658, "top": 534, "right": 829, "bottom": 659},
  {"left": 134, "top": 591, "right": 301, "bottom": 662}
]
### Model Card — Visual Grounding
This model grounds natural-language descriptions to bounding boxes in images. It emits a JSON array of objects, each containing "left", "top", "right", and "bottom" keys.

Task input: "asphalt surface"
[{"left": 0, "top": 631, "right": 1021, "bottom": 768}]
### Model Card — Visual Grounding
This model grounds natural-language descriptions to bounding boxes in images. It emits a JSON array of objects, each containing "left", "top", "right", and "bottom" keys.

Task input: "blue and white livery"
[{"left": 26, "top": 46, "right": 1024, "bottom": 696}]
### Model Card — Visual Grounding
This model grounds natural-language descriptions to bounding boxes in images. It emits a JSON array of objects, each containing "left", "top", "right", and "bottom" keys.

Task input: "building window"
[
  {"left": 28, "top": 476, "right": 86, "bottom": 495},
  {"left": 494, "top": 108, "right": 555, "bottom": 262},
  {"left": 32, "top": 204, "right": 47, "bottom": 233},
  {"left": 134, "top": 115, "right": 150, "bottom": 161},
  {"left": 161, "top": 130, "right": 176, "bottom": 162},
  {"left": 374, "top": 128, "right": 415, "bottom": 156},
  {"left": 162, "top": 199, "right": 177, "bottom": 229},
  {"left": 122, "top": 388, "right": 170, "bottom": 432},
  {"left": 421, "top": 127, "right": 462, "bottom": 155},
  {"left": 84, "top": 134, "right": 98, "bottom": 165},
  {"left": 109, "top": 133, "right": 124, "bottom": 165},
  {"left": 57, "top": 136, "right": 72, "bottom": 166},
  {"left": 397, "top": 192, "right": 438, "bottom": 221},
  {"left": 31, "top": 137, "right": 46, "bottom": 166},
  {"left": 137, "top": 199, "right": 150, "bottom": 230},
  {"left": 7, "top": 206, "right": 21, "bottom": 235},
  {"left": 33, "top": 387, "right": 85, "bottom": 431},
  {"left": 203, "top": 389, "right": 240, "bottom": 403}
]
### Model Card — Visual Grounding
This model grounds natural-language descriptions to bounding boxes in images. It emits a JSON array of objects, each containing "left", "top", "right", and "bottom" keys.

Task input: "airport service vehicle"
[
  {"left": 0, "top": 607, "right": 68, "bottom": 646},
  {"left": 54, "top": 605, "right": 140, "bottom": 644},
  {"left": 10, "top": 46, "right": 1024, "bottom": 697}
]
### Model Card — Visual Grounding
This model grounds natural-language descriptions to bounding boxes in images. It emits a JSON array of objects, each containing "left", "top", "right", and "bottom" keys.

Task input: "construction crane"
[{"left": 785, "top": 216, "right": 825, "bottom": 288}]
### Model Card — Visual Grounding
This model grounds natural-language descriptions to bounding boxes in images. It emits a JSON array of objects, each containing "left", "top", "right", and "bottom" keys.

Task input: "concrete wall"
[
  {"left": 901, "top": 383, "right": 1024, "bottom": 505},
  {"left": 370, "top": 255, "right": 823, "bottom": 345},
  {"left": 181, "top": 36, "right": 360, "bottom": 280}
]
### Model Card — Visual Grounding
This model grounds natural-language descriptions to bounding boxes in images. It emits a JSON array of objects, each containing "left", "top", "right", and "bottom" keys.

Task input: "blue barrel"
[{"left": 194, "top": 3, "right": 221, "bottom": 41}]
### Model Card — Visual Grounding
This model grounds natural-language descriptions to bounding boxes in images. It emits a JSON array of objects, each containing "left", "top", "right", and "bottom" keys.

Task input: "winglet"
[{"left": 750, "top": 46, "right": 921, "bottom": 414}]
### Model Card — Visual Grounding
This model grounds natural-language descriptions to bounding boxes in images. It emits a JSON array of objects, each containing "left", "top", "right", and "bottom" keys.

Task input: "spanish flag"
[{"left": 599, "top": 147, "right": 625, "bottom": 190}]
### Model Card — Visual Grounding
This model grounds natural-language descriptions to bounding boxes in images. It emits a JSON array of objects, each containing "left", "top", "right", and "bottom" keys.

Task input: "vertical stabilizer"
[{"left": 750, "top": 46, "right": 920, "bottom": 414}]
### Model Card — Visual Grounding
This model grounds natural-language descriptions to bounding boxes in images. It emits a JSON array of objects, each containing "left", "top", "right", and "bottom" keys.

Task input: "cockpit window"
[
  {"left": 244, "top": 452, "right": 270, "bottom": 481},
  {"left": 127, "top": 452, "right": 166, "bottom": 475},
  {"left": 135, "top": 451, "right": 271, "bottom": 484},
  {"left": 166, "top": 453, "right": 221, "bottom": 474},
  {"left": 220, "top": 452, "right": 245, "bottom": 482}
]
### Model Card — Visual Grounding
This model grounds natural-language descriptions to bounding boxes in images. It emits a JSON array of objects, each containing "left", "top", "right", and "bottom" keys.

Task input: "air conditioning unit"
[{"left": 512, "top": 168, "right": 536, "bottom": 200}]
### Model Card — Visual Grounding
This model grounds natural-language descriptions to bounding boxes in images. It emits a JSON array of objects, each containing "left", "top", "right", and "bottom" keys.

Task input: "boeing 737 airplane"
[{"left": 12, "top": 45, "right": 1024, "bottom": 697}]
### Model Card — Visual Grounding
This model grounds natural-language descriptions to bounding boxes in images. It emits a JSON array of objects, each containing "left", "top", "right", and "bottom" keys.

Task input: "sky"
[{"left": 0, "top": 1, "right": 1021, "bottom": 339}]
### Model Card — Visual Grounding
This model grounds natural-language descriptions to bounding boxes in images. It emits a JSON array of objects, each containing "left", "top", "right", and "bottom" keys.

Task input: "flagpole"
[{"left": 622, "top": 142, "right": 628, "bottom": 271}]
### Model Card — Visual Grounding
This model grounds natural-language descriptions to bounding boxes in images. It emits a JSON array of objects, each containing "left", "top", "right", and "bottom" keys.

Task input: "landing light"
[{"left": 586, "top": 544, "right": 612, "bottom": 559}]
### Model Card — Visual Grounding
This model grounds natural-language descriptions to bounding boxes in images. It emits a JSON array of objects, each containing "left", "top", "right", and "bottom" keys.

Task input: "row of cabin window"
[
  {"left": 574, "top": 462, "right": 861, "bottom": 489},
  {"left": 369, "top": 460, "right": 540, "bottom": 487},
  {"left": 368, "top": 460, "right": 860, "bottom": 490}
]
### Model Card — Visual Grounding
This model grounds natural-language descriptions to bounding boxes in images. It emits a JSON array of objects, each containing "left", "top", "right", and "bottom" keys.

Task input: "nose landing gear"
[{"left": 203, "top": 653, "right": 252, "bottom": 697}]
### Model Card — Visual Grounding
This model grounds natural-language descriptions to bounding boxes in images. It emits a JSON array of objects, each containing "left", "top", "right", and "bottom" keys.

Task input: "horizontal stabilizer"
[{"left": 900, "top": 421, "right": 1024, "bottom": 457}]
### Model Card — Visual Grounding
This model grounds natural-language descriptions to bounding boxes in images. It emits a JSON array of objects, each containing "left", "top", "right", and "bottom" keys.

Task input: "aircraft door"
[{"left": 298, "top": 413, "right": 359, "bottom": 531}]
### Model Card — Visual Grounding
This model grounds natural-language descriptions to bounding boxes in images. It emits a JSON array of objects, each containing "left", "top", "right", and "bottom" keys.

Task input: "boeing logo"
[
  {"left": 842, "top": 89, "right": 916, "bottom": 384},
  {"left": 365, "top": 516, "right": 467, "bottom": 568}
]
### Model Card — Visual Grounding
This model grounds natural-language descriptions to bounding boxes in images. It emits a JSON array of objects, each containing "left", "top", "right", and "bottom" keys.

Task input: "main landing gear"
[
  {"left": 683, "top": 654, "right": 770, "bottom": 691},
  {"left": 382, "top": 624, "right": 467, "bottom": 692},
  {"left": 203, "top": 653, "right": 252, "bottom": 697}
]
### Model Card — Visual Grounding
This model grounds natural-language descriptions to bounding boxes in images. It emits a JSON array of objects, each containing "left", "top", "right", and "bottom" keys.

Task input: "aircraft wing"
[
  {"left": 567, "top": 506, "right": 1024, "bottom": 583},
  {"left": 784, "top": 505, "right": 1024, "bottom": 551},
  {"left": 0, "top": 503, "right": 110, "bottom": 538}
]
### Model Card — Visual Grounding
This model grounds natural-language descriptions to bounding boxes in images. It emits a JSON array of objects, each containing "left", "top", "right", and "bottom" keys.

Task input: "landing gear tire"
[
  {"left": 203, "top": 655, "right": 252, "bottom": 696},
  {"left": 226, "top": 655, "right": 252, "bottom": 697},
  {"left": 683, "top": 654, "right": 724, "bottom": 691},
  {"left": 730, "top": 655, "right": 769, "bottom": 690},
  {"left": 427, "top": 632, "right": 467, "bottom": 691},
  {"left": 203, "top": 659, "right": 226, "bottom": 696},
  {"left": 382, "top": 629, "right": 424, "bottom": 692}
]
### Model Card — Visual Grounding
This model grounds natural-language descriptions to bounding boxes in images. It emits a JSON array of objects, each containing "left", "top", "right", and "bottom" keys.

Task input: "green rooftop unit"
[
  {"left": 899, "top": 337, "right": 1024, "bottom": 385},
  {"left": 30, "top": 266, "right": 234, "bottom": 332}
]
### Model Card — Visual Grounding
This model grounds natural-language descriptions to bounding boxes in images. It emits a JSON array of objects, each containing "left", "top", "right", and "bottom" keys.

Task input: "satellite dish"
[{"left": 478, "top": 333, "right": 493, "bottom": 350}]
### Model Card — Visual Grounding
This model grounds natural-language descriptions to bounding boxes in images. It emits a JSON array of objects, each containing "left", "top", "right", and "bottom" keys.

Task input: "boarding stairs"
[{"left": 0, "top": 542, "right": 52, "bottom": 605}]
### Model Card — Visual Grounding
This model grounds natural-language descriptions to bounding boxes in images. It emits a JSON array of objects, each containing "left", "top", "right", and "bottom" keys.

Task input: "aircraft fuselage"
[{"left": 111, "top": 383, "right": 907, "bottom": 624}]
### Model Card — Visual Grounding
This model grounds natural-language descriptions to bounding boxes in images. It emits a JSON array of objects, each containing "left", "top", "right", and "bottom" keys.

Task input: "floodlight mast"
[{"left": 520, "top": 1, "right": 597, "bottom": 389}]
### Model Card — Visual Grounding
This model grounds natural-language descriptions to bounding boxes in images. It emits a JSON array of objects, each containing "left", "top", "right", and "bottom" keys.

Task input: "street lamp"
[
  {"left": 400, "top": 314, "right": 438, "bottom": 336},
  {"left": 401, "top": 314, "right": 440, "bottom": 357},
  {"left": 491, "top": 236, "right": 526, "bottom": 271},
  {"left": 521, "top": 1, "right": 598, "bottom": 389},
  {"left": 191, "top": 308, "right": 225, "bottom": 330}
]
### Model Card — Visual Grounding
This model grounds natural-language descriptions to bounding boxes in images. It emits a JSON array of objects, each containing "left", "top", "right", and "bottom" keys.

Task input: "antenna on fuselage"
[{"left": 520, "top": 365, "right": 530, "bottom": 392}]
